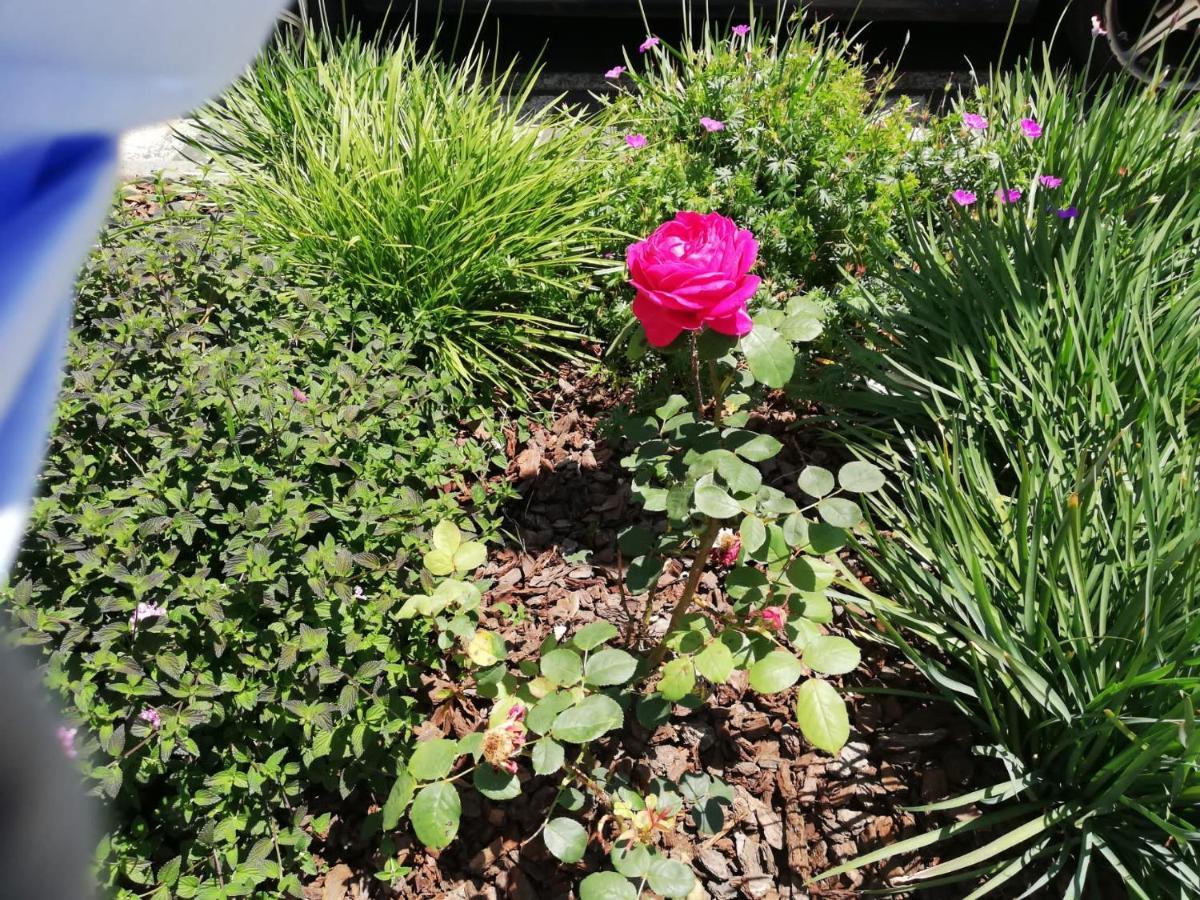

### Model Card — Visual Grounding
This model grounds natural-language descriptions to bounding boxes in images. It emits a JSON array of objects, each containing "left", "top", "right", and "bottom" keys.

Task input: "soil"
[{"left": 308, "top": 365, "right": 987, "bottom": 900}]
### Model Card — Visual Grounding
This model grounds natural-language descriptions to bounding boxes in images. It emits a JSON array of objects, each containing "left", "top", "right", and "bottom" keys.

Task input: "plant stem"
[
  {"left": 689, "top": 333, "right": 705, "bottom": 416},
  {"left": 642, "top": 517, "right": 722, "bottom": 676}
]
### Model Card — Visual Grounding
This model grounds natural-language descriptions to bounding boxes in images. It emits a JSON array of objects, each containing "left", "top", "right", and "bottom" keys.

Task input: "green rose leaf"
[
  {"left": 794, "top": 677, "right": 850, "bottom": 753},
  {"left": 527, "top": 691, "right": 574, "bottom": 734},
  {"left": 838, "top": 460, "right": 885, "bottom": 493},
  {"left": 627, "top": 555, "right": 665, "bottom": 594},
  {"left": 473, "top": 765, "right": 521, "bottom": 801},
  {"left": 739, "top": 515, "right": 767, "bottom": 555},
  {"left": 807, "top": 522, "right": 847, "bottom": 554},
  {"left": 611, "top": 843, "right": 652, "bottom": 878},
  {"left": 540, "top": 648, "right": 583, "bottom": 686},
  {"left": 382, "top": 770, "right": 415, "bottom": 830},
  {"left": 748, "top": 650, "right": 804, "bottom": 695},
  {"left": 658, "top": 656, "right": 696, "bottom": 701},
  {"left": 410, "top": 782, "right": 461, "bottom": 849},
  {"left": 618, "top": 526, "right": 655, "bottom": 558},
  {"left": 817, "top": 497, "right": 863, "bottom": 529},
  {"left": 584, "top": 648, "right": 638, "bottom": 687},
  {"left": 802, "top": 635, "right": 861, "bottom": 675},
  {"left": 728, "top": 432, "right": 783, "bottom": 462},
  {"left": 579, "top": 871, "right": 637, "bottom": 900},
  {"left": 532, "top": 739, "right": 565, "bottom": 776},
  {"left": 636, "top": 693, "right": 672, "bottom": 729},
  {"left": 543, "top": 817, "right": 588, "bottom": 863},
  {"left": 694, "top": 639, "right": 735, "bottom": 684},
  {"left": 741, "top": 325, "right": 794, "bottom": 388},
  {"left": 717, "top": 454, "right": 762, "bottom": 495},
  {"left": 647, "top": 857, "right": 697, "bottom": 899},
  {"left": 551, "top": 694, "right": 624, "bottom": 744},
  {"left": 798, "top": 466, "right": 835, "bottom": 498},
  {"left": 573, "top": 620, "right": 620, "bottom": 652},
  {"left": 694, "top": 475, "right": 741, "bottom": 519},
  {"left": 407, "top": 738, "right": 460, "bottom": 781}
]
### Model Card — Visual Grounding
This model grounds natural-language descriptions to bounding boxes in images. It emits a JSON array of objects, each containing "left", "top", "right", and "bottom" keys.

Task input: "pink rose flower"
[
  {"left": 627, "top": 212, "right": 760, "bottom": 347},
  {"left": 625, "top": 133, "right": 648, "bottom": 149},
  {"left": 639, "top": 36, "right": 660, "bottom": 53},
  {"left": 605, "top": 65, "right": 626, "bottom": 79},
  {"left": 711, "top": 528, "right": 741, "bottom": 567},
  {"left": 952, "top": 190, "right": 977, "bottom": 207},
  {"left": 962, "top": 112, "right": 988, "bottom": 130},
  {"left": 757, "top": 607, "right": 787, "bottom": 632},
  {"left": 699, "top": 117, "right": 726, "bottom": 132},
  {"left": 1020, "top": 118, "right": 1043, "bottom": 139},
  {"left": 732, "top": 24, "right": 751, "bottom": 36}
]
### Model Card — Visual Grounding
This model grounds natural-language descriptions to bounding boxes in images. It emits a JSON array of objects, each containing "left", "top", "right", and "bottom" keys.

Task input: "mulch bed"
[{"left": 312, "top": 366, "right": 986, "bottom": 900}]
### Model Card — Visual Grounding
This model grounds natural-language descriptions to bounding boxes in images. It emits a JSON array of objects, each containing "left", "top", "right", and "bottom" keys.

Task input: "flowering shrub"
[
  {"left": 591, "top": 18, "right": 918, "bottom": 311},
  {"left": 385, "top": 213, "right": 883, "bottom": 896},
  {"left": 0, "top": 192, "right": 513, "bottom": 898}
]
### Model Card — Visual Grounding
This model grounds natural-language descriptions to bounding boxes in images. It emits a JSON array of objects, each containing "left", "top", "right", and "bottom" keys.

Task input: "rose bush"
[{"left": 627, "top": 211, "right": 760, "bottom": 346}]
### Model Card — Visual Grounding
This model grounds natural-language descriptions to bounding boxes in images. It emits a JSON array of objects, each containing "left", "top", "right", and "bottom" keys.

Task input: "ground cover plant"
[
  {"left": 188, "top": 21, "right": 614, "bottom": 397},
  {"left": 591, "top": 14, "right": 919, "bottom": 322},
  {"left": 827, "top": 63, "right": 1200, "bottom": 896},
  {"left": 379, "top": 211, "right": 888, "bottom": 897},
  {"left": 0, "top": 187, "right": 514, "bottom": 899}
]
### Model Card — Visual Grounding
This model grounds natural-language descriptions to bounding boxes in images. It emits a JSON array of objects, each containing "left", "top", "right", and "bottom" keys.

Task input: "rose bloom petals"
[
  {"left": 1020, "top": 117, "right": 1043, "bottom": 138},
  {"left": 605, "top": 65, "right": 626, "bottom": 79},
  {"left": 627, "top": 211, "right": 760, "bottom": 347},
  {"left": 952, "top": 189, "right": 977, "bottom": 206},
  {"left": 639, "top": 35, "right": 660, "bottom": 52},
  {"left": 625, "top": 133, "right": 647, "bottom": 149},
  {"left": 1039, "top": 175, "right": 1062, "bottom": 188},
  {"left": 962, "top": 112, "right": 988, "bottom": 130},
  {"left": 699, "top": 116, "right": 725, "bottom": 132},
  {"left": 758, "top": 607, "right": 787, "bottom": 632}
]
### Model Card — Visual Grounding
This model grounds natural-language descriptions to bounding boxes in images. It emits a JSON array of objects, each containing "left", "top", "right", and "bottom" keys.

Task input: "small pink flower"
[
  {"left": 711, "top": 528, "right": 741, "bottom": 567},
  {"left": 757, "top": 607, "right": 787, "bottom": 632},
  {"left": 952, "top": 189, "right": 977, "bottom": 207},
  {"left": 139, "top": 708, "right": 162, "bottom": 730},
  {"left": 962, "top": 112, "right": 988, "bottom": 130},
  {"left": 995, "top": 188, "right": 1022, "bottom": 204},
  {"left": 506, "top": 702, "right": 527, "bottom": 724},
  {"left": 605, "top": 65, "right": 626, "bottom": 79},
  {"left": 353, "top": 585, "right": 366, "bottom": 600},
  {"left": 639, "top": 36, "right": 660, "bottom": 53},
  {"left": 1020, "top": 118, "right": 1043, "bottom": 139},
  {"left": 130, "top": 602, "right": 167, "bottom": 626},
  {"left": 1091, "top": 15, "right": 1107, "bottom": 36},
  {"left": 56, "top": 726, "right": 78, "bottom": 759},
  {"left": 625, "top": 133, "right": 648, "bottom": 149},
  {"left": 700, "top": 117, "right": 726, "bottom": 133},
  {"left": 1057, "top": 206, "right": 1079, "bottom": 219},
  {"left": 1039, "top": 175, "right": 1062, "bottom": 188},
  {"left": 732, "top": 24, "right": 751, "bottom": 36},
  {"left": 292, "top": 387, "right": 309, "bottom": 404}
]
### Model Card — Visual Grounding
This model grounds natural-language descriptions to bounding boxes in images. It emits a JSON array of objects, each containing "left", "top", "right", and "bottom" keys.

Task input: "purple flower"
[
  {"left": 995, "top": 188, "right": 1022, "bottom": 204},
  {"left": 1057, "top": 206, "right": 1079, "bottom": 219},
  {"left": 139, "top": 708, "right": 162, "bottom": 730},
  {"left": 732, "top": 24, "right": 751, "bottom": 36},
  {"left": 604, "top": 65, "right": 626, "bottom": 79},
  {"left": 1020, "top": 118, "right": 1043, "bottom": 139},
  {"left": 624, "top": 133, "right": 647, "bottom": 149},
  {"left": 962, "top": 112, "right": 988, "bottom": 130},
  {"left": 1039, "top": 175, "right": 1062, "bottom": 188},
  {"left": 130, "top": 602, "right": 167, "bottom": 626},
  {"left": 700, "top": 117, "right": 726, "bottom": 133},
  {"left": 56, "top": 726, "right": 78, "bottom": 760},
  {"left": 292, "top": 387, "right": 309, "bottom": 404},
  {"left": 952, "top": 189, "right": 977, "bottom": 207},
  {"left": 639, "top": 36, "right": 660, "bottom": 53}
]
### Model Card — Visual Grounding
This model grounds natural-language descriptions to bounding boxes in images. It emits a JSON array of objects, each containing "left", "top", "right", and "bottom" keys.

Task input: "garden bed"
[{"left": 305, "top": 368, "right": 983, "bottom": 899}]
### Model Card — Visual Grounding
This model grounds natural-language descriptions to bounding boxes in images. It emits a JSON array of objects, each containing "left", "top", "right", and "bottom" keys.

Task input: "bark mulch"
[{"left": 314, "top": 366, "right": 986, "bottom": 900}]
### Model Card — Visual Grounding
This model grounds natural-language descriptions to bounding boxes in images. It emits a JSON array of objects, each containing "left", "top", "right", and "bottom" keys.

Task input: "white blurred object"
[{"left": 0, "top": 0, "right": 286, "bottom": 571}]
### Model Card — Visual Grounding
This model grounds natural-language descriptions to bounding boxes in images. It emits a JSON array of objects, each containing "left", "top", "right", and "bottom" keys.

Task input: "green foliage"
[
  {"left": 188, "top": 22, "right": 614, "bottom": 396},
  {"left": 1, "top": 192, "right": 512, "bottom": 898},
  {"left": 832, "top": 64, "right": 1200, "bottom": 895},
  {"left": 592, "top": 16, "right": 918, "bottom": 301}
]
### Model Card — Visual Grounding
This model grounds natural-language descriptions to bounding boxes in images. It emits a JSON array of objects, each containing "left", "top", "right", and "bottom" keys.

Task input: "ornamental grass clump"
[
  {"left": 383, "top": 212, "right": 885, "bottom": 898},
  {"left": 827, "top": 63, "right": 1200, "bottom": 896},
  {"left": 188, "top": 22, "right": 612, "bottom": 396}
]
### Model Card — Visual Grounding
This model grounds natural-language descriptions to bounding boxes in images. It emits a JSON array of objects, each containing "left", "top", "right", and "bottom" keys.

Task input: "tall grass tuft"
[
  {"left": 826, "top": 62, "right": 1200, "bottom": 896},
  {"left": 188, "top": 22, "right": 612, "bottom": 397}
]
